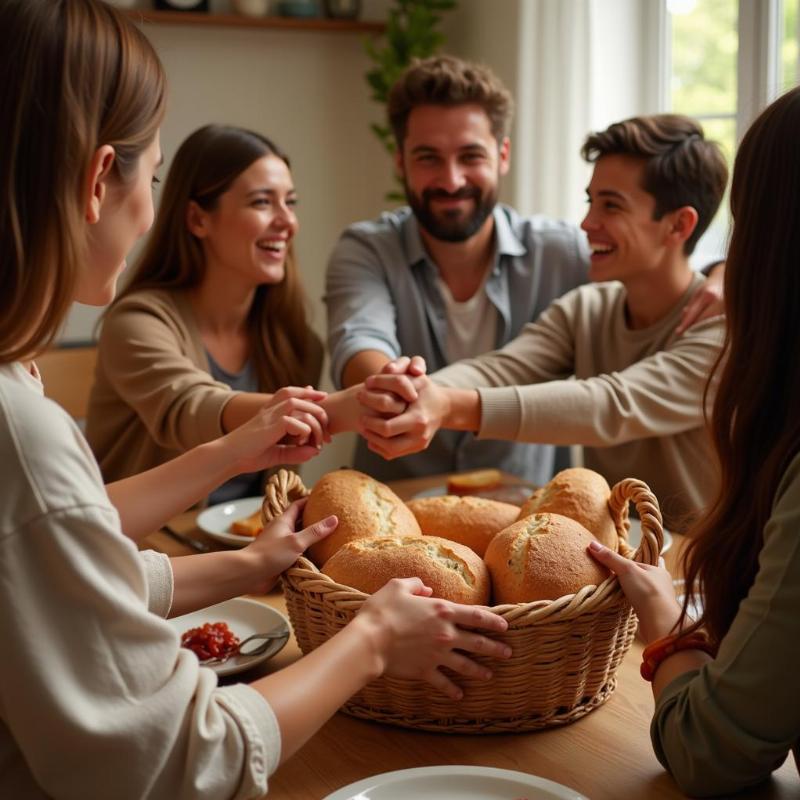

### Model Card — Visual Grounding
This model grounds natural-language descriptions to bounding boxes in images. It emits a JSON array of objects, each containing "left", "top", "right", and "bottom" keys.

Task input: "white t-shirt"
[
  {"left": 0, "top": 361, "right": 280, "bottom": 799},
  {"left": 435, "top": 275, "right": 498, "bottom": 363}
]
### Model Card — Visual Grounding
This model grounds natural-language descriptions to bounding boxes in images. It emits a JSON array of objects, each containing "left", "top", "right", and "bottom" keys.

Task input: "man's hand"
[
  {"left": 358, "top": 373, "right": 449, "bottom": 459},
  {"left": 676, "top": 261, "right": 725, "bottom": 335},
  {"left": 356, "top": 355, "right": 428, "bottom": 417}
]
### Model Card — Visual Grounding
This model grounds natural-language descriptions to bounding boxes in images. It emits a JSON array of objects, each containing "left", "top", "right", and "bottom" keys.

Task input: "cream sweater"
[
  {"left": 0, "top": 362, "right": 280, "bottom": 799},
  {"left": 434, "top": 275, "right": 725, "bottom": 530}
]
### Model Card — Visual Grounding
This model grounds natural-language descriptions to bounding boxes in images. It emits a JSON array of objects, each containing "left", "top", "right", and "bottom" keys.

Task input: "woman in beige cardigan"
[{"left": 87, "top": 125, "right": 333, "bottom": 502}]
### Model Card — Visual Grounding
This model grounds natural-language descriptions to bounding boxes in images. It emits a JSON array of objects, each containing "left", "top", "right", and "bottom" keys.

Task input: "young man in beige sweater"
[{"left": 357, "top": 115, "right": 729, "bottom": 530}]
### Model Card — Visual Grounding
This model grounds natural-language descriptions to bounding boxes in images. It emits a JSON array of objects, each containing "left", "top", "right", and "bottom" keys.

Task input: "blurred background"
[{"left": 70, "top": 0, "right": 800, "bottom": 481}]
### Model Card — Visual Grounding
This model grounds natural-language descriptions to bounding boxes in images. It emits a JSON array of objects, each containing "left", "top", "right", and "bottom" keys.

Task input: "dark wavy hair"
[
  {"left": 388, "top": 55, "right": 514, "bottom": 148},
  {"left": 681, "top": 87, "right": 800, "bottom": 644},
  {"left": 581, "top": 114, "right": 728, "bottom": 255},
  {"left": 114, "top": 124, "right": 316, "bottom": 391}
]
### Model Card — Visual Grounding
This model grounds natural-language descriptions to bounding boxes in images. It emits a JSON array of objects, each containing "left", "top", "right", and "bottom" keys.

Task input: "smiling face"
[
  {"left": 581, "top": 154, "right": 681, "bottom": 284},
  {"left": 80, "top": 135, "right": 163, "bottom": 305},
  {"left": 398, "top": 103, "right": 509, "bottom": 243},
  {"left": 191, "top": 154, "right": 298, "bottom": 288}
]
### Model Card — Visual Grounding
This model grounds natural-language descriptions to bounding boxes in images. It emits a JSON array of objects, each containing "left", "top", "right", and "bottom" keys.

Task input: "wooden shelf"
[{"left": 123, "top": 9, "right": 385, "bottom": 33}]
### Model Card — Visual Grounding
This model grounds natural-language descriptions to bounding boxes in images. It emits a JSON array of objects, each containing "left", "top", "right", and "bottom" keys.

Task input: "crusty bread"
[
  {"left": 322, "top": 535, "right": 491, "bottom": 605},
  {"left": 304, "top": 469, "right": 422, "bottom": 566},
  {"left": 517, "top": 467, "right": 619, "bottom": 550},
  {"left": 446, "top": 468, "right": 502, "bottom": 496},
  {"left": 406, "top": 495, "right": 519, "bottom": 557},
  {"left": 485, "top": 513, "right": 610, "bottom": 603}
]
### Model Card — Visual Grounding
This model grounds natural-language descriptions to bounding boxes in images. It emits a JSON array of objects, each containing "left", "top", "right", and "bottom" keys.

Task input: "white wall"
[{"left": 68, "top": 1, "right": 656, "bottom": 482}]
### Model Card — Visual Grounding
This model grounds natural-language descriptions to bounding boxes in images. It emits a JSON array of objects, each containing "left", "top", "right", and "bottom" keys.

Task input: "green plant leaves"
[{"left": 364, "top": 0, "right": 458, "bottom": 200}]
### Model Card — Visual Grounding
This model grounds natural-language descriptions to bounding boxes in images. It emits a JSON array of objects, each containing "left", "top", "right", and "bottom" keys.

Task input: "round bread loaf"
[
  {"left": 406, "top": 495, "right": 519, "bottom": 556},
  {"left": 304, "top": 469, "right": 422, "bottom": 566},
  {"left": 322, "top": 535, "right": 491, "bottom": 605},
  {"left": 517, "top": 467, "right": 618, "bottom": 550},
  {"left": 485, "top": 513, "right": 611, "bottom": 603}
]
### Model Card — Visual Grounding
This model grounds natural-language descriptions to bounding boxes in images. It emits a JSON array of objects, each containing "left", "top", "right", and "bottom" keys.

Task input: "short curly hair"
[{"left": 388, "top": 55, "right": 514, "bottom": 149}]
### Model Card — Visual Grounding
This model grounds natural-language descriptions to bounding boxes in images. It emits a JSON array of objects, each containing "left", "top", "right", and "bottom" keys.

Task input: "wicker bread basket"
[{"left": 265, "top": 471, "right": 664, "bottom": 734}]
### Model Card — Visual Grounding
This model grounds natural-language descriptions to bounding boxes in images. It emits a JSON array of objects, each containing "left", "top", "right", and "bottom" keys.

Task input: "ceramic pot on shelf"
[
  {"left": 276, "top": 0, "right": 320, "bottom": 17},
  {"left": 323, "top": 0, "right": 360, "bottom": 18},
  {"left": 232, "top": 0, "right": 271, "bottom": 16}
]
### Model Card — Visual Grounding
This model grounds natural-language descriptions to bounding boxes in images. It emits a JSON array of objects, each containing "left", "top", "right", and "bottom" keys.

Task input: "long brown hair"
[
  {"left": 115, "top": 124, "right": 315, "bottom": 390},
  {"left": 681, "top": 87, "right": 800, "bottom": 644},
  {"left": 0, "top": 0, "right": 166, "bottom": 362}
]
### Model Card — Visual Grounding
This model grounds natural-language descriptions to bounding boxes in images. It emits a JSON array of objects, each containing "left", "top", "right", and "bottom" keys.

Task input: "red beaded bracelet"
[{"left": 641, "top": 631, "right": 716, "bottom": 682}]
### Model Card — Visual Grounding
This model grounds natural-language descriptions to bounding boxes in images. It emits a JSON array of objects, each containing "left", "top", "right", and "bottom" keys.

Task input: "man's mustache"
[{"left": 422, "top": 187, "right": 481, "bottom": 202}]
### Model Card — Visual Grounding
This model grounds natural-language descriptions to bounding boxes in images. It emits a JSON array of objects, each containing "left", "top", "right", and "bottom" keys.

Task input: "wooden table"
[{"left": 143, "top": 475, "right": 800, "bottom": 800}]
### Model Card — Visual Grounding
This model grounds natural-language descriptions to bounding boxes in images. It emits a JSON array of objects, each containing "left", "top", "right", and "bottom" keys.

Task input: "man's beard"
[{"left": 406, "top": 183, "right": 497, "bottom": 243}]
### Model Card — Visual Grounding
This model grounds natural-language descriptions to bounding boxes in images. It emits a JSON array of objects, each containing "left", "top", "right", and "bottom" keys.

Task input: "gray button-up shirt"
[{"left": 325, "top": 204, "right": 589, "bottom": 485}]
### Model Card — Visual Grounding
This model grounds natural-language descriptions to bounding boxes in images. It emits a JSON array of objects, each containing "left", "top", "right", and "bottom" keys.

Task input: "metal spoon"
[{"left": 200, "top": 628, "right": 290, "bottom": 665}]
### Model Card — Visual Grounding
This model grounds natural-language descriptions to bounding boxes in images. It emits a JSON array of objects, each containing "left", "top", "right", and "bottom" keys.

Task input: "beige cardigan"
[
  {"left": 433, "top": 274, "right": 725, "bottom": 530},
  {"left": 86, "top": 288, "right": 322, "bottom": 482}
]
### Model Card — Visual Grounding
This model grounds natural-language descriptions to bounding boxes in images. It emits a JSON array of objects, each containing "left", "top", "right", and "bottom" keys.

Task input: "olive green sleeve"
[{"left": 651, "top": 453, "right": 800, "bottom": 796}]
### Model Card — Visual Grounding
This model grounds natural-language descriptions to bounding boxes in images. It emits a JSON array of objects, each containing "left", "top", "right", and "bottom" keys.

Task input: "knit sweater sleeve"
[
  {"left": 432, "top": 291, "right": 577, "bottom": 391},
  {"left": 434, "top": 288, "right": 722, "bottom": 447}
]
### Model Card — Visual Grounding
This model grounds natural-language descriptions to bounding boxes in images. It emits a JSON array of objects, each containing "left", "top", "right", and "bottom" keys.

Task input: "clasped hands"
[
  {"left": 355, "top": 355, "right": 448, "bottom": 459},
  {"left": 228, "top": 356, "right": 443, "bottom": 474}
]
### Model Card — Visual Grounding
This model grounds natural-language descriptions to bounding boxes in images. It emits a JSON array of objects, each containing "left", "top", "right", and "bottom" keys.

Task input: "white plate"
[
  {"left": 196, "top": 497, "right": 263, "bottom": 548},
  {"left": 323, "top": 766, "right": 587, "bottom": 800},
  {"left": 169, "top": 597, "right": 290, "bottom": 677},
  {"left": 626, "top": 517, "right": 673, "bottom": 554}
]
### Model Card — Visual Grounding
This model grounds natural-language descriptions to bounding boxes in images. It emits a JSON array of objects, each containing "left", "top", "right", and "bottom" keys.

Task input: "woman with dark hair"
[
  {"left": 0, "top": 2, "right": 509, "bottom": 796},
  {"left": 87, "top": 124, "right": 328, "bottom": 503},
  {"left": 589, "top": 86, "right": 800, "bottom": 796}
]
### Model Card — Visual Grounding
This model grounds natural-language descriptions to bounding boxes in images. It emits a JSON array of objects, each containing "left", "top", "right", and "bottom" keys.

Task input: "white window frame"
[
  {"left": 644, "top": 0, "right": 786, "bottom": 263},
  {"left": 652, "top": 0, "right": 784, "bottom": 142}
]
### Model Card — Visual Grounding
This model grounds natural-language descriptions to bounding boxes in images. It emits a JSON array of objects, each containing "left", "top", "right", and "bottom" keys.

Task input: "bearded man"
[{"left": 325, "top": 56, "right": 718, "bottom": 483}]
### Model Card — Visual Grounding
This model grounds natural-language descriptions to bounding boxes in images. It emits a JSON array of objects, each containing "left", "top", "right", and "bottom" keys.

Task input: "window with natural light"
[
  {"left": 666, "top": 0, "right": 737, "bottom": 264},
  {"left": 664, "top": 0, "right": 800, "bottom": 264}
]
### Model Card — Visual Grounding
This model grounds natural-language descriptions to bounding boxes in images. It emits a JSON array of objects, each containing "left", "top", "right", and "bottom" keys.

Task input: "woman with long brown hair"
[
  {"left": 87, "top": 124, "right": 328, "bottom": 503},
  {"left": 0, "top": 2, "right": 510, "bottom": 796},
  {"left": 589, "top": 86, "right": 800, "bottom": 795}
]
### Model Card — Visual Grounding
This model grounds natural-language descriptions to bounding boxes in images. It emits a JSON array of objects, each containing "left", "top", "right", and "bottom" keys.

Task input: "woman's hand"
[
  {"left": 222, "top": 387, "right": 330, "bottom": 475},
  {"left": 243, "top": 499, "right": 337, "bottom": 594},
  {"left": 265, "top": 386, "right": 331, "bottom": 448},
  {"left": 675, "top": 261, "right": 725, "bottom": 335},
  {"left": 355, "top": 578, "right": 512, "bottom": 700},
  {"left": 588, "top": 540, "right": 682, "bottom": 644}
]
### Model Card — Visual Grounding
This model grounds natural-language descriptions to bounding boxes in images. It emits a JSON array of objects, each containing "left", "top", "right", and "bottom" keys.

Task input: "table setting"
[{"left": 141, "top": 470, "right": 800, "bottom": 800}]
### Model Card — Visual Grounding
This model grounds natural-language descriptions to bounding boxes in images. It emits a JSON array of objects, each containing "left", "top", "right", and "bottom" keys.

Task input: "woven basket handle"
[
  {"left": 261, "top": 469, "right": 310, "bottom": 526},
  {"left": 608, "top": 478, "right": 663, "bottom": 566}
]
